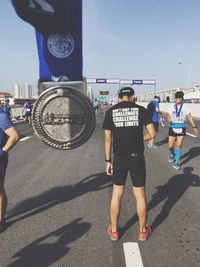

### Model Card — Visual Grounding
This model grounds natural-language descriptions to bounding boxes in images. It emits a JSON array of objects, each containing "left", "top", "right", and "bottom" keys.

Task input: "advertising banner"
[{"left": 12, "top": 0, "right": 82, "bottom": 82}]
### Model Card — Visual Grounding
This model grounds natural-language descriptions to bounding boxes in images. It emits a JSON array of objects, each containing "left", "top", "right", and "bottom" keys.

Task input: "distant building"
[
  {"left": 0, "top": 92, "right": 14, "bottom": 104},
  {"left": 15, "top": 83, "right": 38, "bottom": 99}
]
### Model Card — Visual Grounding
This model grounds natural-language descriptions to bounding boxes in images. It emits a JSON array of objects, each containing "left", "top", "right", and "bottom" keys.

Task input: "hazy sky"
[{"left": 1, "top": 0, "right": 200, "bottom": 96}]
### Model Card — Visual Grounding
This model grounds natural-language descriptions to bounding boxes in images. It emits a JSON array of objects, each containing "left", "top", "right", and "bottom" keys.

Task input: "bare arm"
[
  {"left": 143, "top": 123, "right": 156, "bottom": 141},
  {"left": 167, "top": 112, "right": 171, "bottom": 123},
  {"left": 3, "top": 127, "right": 20, "bottom": 152},
  {"left": 157, "top": 108, "right": 162, "bottom": 116},
  {"left": 187, "top": 113, "right": 198, "bottom": 135},
  {"left": 104, "top": 130, "right": 113, "bottom": 175}
]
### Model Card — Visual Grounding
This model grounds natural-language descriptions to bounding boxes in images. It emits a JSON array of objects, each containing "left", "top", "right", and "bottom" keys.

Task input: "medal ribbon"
[{"left": 175, "top": 101, "right": 183, "bottom": 117}]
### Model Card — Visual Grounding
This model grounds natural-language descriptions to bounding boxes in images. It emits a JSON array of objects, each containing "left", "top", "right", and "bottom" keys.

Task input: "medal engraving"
[{"left": 32, "top": 86, "right": 96, "bottom": 149}]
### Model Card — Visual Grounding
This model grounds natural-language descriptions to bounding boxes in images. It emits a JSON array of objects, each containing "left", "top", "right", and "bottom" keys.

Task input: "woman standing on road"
[{"left": 167, "top": 91, "right": 198, "bottom": 170}]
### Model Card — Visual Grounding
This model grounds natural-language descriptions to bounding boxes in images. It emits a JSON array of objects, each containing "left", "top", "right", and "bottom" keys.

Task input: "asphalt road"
[{"left": 0, "top": 115, "right": 200, "bottom": 267}]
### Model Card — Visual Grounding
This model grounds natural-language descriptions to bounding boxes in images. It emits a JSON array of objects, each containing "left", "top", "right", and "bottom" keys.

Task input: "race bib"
[{"left": 172, "top": 128, "right": 183, "bottom": 134}]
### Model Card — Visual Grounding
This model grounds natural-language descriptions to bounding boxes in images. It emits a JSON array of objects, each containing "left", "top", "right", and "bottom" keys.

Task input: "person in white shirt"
[{"left": 167, "top": 91, "right": 198, "bottom": 170}]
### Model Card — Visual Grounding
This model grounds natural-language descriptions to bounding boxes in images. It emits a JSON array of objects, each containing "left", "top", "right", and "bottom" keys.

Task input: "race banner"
[{"left": 12, "top": 0, "right": 82, "bottom": 82}]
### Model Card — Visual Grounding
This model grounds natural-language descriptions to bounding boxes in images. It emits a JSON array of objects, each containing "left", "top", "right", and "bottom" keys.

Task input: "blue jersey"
[
  {"left": 25, "top": 103, "right": 32, "bottom": 114},
  {"left": 151, "top": 100, "right": 159, "bottom": 122},
  {"left": 0, "top": 110, "right": 13, "bottom": 148},
  {"left": 3, "top": 103, "right": 11, "bottom": 116}
]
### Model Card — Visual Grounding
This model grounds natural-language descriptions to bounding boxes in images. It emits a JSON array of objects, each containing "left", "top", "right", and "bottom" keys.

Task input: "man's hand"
[
  {"left": 193, "top": 127, "right": 198, "bottom": 135},
  {"left": 106, "top": 162, "right": 113, "bottom": 176}
]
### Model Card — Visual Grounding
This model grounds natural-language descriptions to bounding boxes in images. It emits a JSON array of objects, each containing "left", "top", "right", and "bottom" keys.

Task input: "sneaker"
[
  {"left": 138, "top": 225, "right": 152, "bottom": 241},
  {"left": 150, "top": 144, "right": 159, "bottom": 149},
  {"left": 168, "top": 156, "right": 175, "bottom": 163},
  {"left": 107, "top": 225, "right": 119, "bottom": 241},
  {"left": 0, "top": 219, "right": 7, "bottom": 233},
  {"left": 148, "top": 144, "right": 158, "bottom": 148},
  {"left": 173, "top": 162, "right": 181, "bottom": 170}
]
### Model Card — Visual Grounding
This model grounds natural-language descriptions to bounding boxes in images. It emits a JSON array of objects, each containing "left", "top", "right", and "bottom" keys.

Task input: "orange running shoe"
[
  {"left": 107, "top": 225, "right": 119, "bottom": 241},
  {"left": 138, "top": 225, "right": 152, "bottom": 241}
]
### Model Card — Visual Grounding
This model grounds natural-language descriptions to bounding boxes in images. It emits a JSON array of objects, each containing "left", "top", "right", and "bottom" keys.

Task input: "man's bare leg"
[
  {"left": 133, "top": 186, "right": 147, "bottom": 232},
  {"left": 110, "top": 185, "right": 124, "bottom": 232}
]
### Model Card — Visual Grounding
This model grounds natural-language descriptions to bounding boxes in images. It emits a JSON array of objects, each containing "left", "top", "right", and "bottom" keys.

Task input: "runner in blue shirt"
[
  {"left": 22, "top": 100, "right": 33, "bottom": 126},
  {"left": 0, "top": 110, "right": 19, "bottom": 233},
  {"left": 147, "top": 96, "right": 162, "bottom": 148},
  {"left": 3, "top": 99, "right": 11, "bottom": 117}
]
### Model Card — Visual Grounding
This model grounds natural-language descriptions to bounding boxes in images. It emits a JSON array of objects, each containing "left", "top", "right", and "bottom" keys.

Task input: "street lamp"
[
  {"left": 152, "top": 74, "right": 156, "bottom": 94},
  {"left": 178, "top": 62, "right": 191, "bottom": 89}
]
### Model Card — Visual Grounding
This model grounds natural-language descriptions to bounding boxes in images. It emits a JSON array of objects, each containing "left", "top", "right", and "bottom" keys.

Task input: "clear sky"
[{"left": 1, "top": 0, "right": 200, "bottom": 96}]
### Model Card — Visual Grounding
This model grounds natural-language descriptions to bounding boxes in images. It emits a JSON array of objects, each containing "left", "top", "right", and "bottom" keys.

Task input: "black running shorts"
[
  {"left": 168, "top": 127, "right": 186, "bottom": 137},
  {"left": 153, "top": 121, "right": 159, "bottom": 132},
  {"left": 0, "top": 153, "right": 8, "bottom": 185},
  {"left": 112, "top": 154, "right": 146, "bottom": 187}
]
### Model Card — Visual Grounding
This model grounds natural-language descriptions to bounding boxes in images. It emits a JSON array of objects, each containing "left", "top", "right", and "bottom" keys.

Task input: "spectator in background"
[
  {"left": 22, "top": 100, "right": 33, "bottom": 126},
  {"left": 166, "top": 96, "right": 170, "bottom": 103},
  {"left": 3, "top": 99, "right": 11, "bottom": 117},
  {"left": 147, "top": 96, "right": 162, "bottom": 148},
  {"left": 93, "top": 99, "right": 99, "bottom": 114}
]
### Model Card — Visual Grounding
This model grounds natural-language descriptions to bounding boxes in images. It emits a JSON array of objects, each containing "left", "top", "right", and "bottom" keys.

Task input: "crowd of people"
[
  {"left": 0, "top": 90, "right": 199, "bottom": 243},
  {"left": 103, "top": 87, "right": 198, "bottom": 242}
]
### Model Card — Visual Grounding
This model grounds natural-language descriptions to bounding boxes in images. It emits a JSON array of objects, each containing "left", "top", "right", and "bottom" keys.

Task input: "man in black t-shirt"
[{"left": 102, "top": 87, "right": 155, "bottom": 241}]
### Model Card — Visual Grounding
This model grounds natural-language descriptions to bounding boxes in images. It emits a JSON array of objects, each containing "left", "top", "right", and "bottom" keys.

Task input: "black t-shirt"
[{"left": 102, "top": 101, "right": 152, "bottom": 155}]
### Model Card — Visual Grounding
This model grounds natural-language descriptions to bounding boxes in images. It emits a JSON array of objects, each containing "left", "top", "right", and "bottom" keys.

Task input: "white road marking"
[
  {"left": 12, "top": 119, "right": 25, "bottom": 124},
  {"left": 123, "top": 242, "right": 144, "bottom": 267},
  {"left": 19, "top": 136, "right": 31, "bottom": 142},
  {"left": 186, "top": 132, "right": 197, "bottom": 138}
]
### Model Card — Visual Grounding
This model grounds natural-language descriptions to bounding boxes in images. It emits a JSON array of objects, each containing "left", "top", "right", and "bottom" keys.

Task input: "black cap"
[
  {"left": 175, "top": 91, "right": 184, "bottom": 99},
  {"left": 118, "top": 87, "right": 134, "bottom": 98}
]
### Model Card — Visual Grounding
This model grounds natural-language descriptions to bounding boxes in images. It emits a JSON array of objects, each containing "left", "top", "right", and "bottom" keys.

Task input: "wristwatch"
[{"left": 105, "top": 159, "right": 112, "bottom": 163}]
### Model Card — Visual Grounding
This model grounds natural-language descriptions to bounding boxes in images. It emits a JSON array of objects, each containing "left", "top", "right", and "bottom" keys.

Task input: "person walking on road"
[
  {"left": 3, "top": 99, "right": 11, "bottom": 117},
  {"left": 0, "top": 109, "right": 20, "bottom": 233},
  {"left": 167, "top": 91, "right": 198, "bottom": 170},
  {"left": 147, "top": 96, "right": 162, "bottom": 148},
  {"left": 102, "top": 87, "right": 155, "bottom": 241},
  {"left": 22, "top": 100, "right": 33, "bottom": 126},
  {"left": 93, "top": 99, "right": 99, "bottom": 114}
]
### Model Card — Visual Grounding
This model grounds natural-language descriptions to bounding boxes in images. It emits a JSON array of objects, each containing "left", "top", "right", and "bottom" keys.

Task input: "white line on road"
[
  {"left": 13, "top": 120, "right": 24, "bottom": 124},
  {"left": 19, "top": 136, "right": 31, "bottom": 142},
  {"left": 186, "top": 132, "right": 197, "bottom": 138},
  {"left": 123, "top": 242, "right": 144, "bottom": 267}
]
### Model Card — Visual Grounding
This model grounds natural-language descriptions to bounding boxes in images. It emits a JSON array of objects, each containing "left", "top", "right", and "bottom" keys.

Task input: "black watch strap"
[{"left": 105, "top": 159, "right": 112, "bottom": 163}]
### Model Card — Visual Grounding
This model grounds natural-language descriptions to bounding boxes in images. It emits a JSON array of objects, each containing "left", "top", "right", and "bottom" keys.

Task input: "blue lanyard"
[{"left": 175, "top": 102, "right": 183, "bottom": 117}]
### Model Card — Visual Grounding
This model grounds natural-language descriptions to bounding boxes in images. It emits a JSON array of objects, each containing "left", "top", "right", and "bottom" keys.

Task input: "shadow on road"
[
  {"left": 181, "top": 146, "right": 200, "bottom": 166},
  {"left": 7, "top": 218, "right": 91, "bottom": 267},
  {"left": 7, "top": 172, "right": 112, "bottom": 225},
  {"left": 155, "top": 136, "right": 168, "bottom": 146},
  {"left": 120, "top": 167, "right": 200, "bottom": 236}
]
